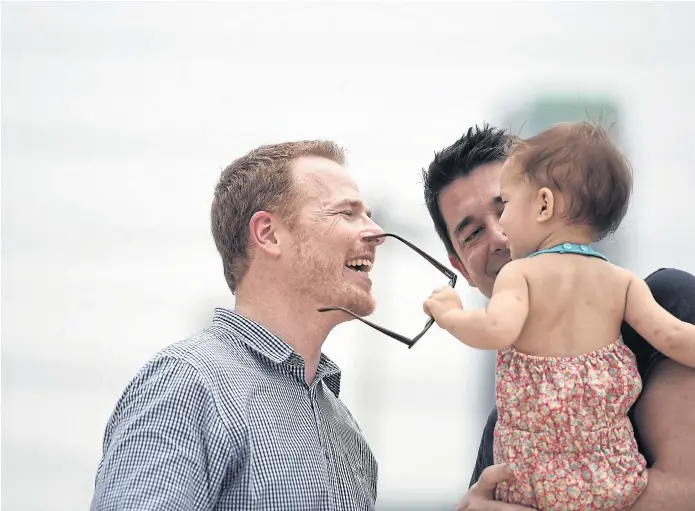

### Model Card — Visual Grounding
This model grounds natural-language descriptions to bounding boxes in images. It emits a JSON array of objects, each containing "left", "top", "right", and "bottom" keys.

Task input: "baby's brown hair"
[{"left": 507, "top": 122, "right": 632, "bottom": 240}]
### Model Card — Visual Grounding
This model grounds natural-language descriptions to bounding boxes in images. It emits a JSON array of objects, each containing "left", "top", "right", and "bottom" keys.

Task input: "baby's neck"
[{"left": 535, "top": 226, "right": 595, "bottom": 253}]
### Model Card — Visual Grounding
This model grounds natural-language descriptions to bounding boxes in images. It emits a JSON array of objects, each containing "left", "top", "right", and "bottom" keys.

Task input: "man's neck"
[{"left": 233, "top": 286, "right": 335, "bottom": 383}]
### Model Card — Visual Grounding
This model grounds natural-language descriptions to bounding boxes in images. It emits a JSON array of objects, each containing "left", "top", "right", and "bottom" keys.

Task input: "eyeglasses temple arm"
[
  {"left": 317, "top": 307, "right": 416, "bottom": 347},
  {"left": 364, "top": 233, "right": 456, "bottom": 280}
]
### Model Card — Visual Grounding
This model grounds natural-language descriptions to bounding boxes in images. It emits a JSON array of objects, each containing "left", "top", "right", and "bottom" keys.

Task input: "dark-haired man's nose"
[{"left": 489, "top": 222, "right": 508, "bottom": 253}]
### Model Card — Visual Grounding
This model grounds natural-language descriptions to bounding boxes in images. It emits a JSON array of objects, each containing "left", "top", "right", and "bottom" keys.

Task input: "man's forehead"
[
  {"left": 292, "top": 156, "right": 369, "bottom": 212},
  {"left": 441, "top": 163, "right": 503, "bottom": 208},
  {"left": 439, "top": 163, "right": 503, "bottom": 233},
  {"left": 293, "top": 156, "right": 357, "bottom": 190}
]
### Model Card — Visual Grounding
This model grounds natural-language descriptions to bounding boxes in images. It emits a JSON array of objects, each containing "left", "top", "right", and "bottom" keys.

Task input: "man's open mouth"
[{"left": 345, "top": 259, "right": 373, "bottom": 273}]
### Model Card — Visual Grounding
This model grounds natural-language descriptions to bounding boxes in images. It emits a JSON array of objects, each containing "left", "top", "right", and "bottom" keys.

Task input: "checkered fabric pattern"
[{"left": 91, "top": 308, "right": 378, "bottom": 510}]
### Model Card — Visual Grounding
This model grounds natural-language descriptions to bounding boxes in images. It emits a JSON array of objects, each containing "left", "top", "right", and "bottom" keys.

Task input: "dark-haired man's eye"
[{"left": 465, "top": 228, "right": 482, "bottom": 243}]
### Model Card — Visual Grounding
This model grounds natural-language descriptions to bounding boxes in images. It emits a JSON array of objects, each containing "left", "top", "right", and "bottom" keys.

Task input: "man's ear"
[
  {"left": 536, "top": 187, "right": 555, "bottom": 224},
  {"left": 448, "top": 253, "right": 477, "bottom": 288},
  {"left": 248, "top": 211, "right": 282, "bottom": 257}
]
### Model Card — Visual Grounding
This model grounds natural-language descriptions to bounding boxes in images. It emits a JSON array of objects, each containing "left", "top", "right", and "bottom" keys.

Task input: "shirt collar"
[{"left": 212, "top": 308, "right": 342, "bottom": 395}]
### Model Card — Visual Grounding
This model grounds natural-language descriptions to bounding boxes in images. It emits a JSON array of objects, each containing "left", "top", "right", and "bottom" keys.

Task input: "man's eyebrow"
[
  {"left": 453, "top": 215, "right": 474, "bottom": 239},
  {"left": 335, "top": 199, "right": 372, "bottom": 218}
]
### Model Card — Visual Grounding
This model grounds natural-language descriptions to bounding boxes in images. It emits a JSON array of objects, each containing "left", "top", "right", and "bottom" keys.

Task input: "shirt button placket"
[
  {"left": 310, "top": 385, "right": 336, "bottom": 509},
  {"left": 309, "top": 387, "right": 325, "bottom": 449}
]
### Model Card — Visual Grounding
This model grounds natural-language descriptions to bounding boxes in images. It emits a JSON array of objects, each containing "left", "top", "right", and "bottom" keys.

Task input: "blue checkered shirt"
[{"left": 91, "top": 308, "right": 378, "bottom": 510}]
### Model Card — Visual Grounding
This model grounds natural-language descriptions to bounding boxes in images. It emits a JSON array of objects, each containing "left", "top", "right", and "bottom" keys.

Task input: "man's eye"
[
  {"left": 341, "top": 211, "right": 353, "bottom": 217},
  {"left": 465, "top": 227, "right": 482, "bottom": 243}
]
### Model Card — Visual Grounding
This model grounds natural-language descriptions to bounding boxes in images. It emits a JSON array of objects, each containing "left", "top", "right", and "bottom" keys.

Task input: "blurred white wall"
[{"left": 2, "top": 3, "right": 695, "bottom": 510}]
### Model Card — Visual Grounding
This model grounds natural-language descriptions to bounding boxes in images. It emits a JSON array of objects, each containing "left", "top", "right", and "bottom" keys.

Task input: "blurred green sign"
[{"left": 505, "top": 95, "right": 621, "bottom": 141}]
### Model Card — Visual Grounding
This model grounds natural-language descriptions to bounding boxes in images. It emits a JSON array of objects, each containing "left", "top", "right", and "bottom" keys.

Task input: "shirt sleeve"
[
  {"left": 468, "top": 406, "right": 498, "bottom": 488},
  {"left": 91, "top": 356, "right": 235, "bottom": 511}
]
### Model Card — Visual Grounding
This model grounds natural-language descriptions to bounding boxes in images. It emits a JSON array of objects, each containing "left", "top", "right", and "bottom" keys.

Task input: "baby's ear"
[{"left": 536, "top": 187, "right": 555, "bottom": 223}]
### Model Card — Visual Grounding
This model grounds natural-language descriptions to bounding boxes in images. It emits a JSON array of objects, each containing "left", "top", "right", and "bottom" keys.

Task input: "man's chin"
[
  {"left": 345, "top": 302, "right": 375, "bottom": 319},
  {"left": 342, "top": 294, "right": 376, "bottom": 319},
  {"left": 317, "top": 293, "right": 375, "bottom": 323}
]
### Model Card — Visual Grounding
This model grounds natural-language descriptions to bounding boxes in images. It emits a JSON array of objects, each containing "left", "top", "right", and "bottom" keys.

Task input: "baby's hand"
[{"left": 423, "top": 286, "right": 463, "bottom": 326}]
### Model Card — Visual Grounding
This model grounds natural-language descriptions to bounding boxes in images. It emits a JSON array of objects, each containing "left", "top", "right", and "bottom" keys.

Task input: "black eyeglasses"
[{"left": 317, "top": 232, "right": 457, "bottom": 349}]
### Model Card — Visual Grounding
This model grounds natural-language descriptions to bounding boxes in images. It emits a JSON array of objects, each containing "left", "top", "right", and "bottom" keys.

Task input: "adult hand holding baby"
[{"left": 454, "top": 464, "right": 536, "bottom": 511}]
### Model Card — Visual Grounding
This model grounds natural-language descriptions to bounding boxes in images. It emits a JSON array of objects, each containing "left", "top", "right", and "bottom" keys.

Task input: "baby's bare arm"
[
  {"left": 624, "top": 271, "right": 695, "bottom": 368},
  {"left": 440, "top": 262, "right": 530, "bottom": 350}
]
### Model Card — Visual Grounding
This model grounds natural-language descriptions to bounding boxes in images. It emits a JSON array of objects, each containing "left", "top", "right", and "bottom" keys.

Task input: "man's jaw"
[
  {"left": 342, "top": 255, "right": 378, "bottom": 315},
  {"left": 487, "top": 253, "right": 512, "bottom": 279},
  {"left": 318, "top": 282, "right": 376, "bottom": 322}
]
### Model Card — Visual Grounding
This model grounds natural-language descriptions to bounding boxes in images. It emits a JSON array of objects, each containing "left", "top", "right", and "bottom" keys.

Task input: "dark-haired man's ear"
[
  {"left": 249, "top": 211, "right": 282, "bottom": 258},
  {"left": 448, "top": 253, "right": 476, "bottom": 288},
  {"left": 536, "top": 187, "right": 555, "bottom": 223}
]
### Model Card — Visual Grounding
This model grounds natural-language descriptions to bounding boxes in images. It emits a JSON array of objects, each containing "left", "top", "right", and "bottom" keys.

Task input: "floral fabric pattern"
[{"left": 493, "top": 338, "right": 648, "bottom": 510}]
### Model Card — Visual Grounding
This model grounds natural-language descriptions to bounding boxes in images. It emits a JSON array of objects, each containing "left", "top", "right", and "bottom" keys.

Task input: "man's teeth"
[
  {"left": 345, "top": 259, "right": 373, "bottom": 272},
  {"left": 347, "top": 259, "right": 372, "bottom": 267}
]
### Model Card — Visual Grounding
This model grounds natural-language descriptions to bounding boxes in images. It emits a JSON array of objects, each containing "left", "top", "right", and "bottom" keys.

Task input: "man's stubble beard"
[{"left": 290, "top": 227, "right": 375, "bottom": 318}]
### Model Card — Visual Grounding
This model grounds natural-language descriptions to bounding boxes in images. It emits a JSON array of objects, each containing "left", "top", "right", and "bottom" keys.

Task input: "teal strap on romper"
[{"left": 526, "top": 242, "right": 609, "bottom": 262}]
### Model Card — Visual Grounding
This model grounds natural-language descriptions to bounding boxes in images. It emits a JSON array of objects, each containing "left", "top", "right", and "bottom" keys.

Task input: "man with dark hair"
[
  {"left": 92, "top": 141, "right": 385, "bottom": 510},
  {"left": 423, "top": 125, "right": 512, "bottom": 299},
  {"left": 422, "top": 125, "right": 695, "bottom": 510}
]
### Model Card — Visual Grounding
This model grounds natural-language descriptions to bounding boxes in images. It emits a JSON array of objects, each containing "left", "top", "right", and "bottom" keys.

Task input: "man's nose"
[
  {"left": 489, "top": 222, "right": 508, "bottom": 253},
  {"left": 362, "top": 220, "right": 386, "bottom": 246}
]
